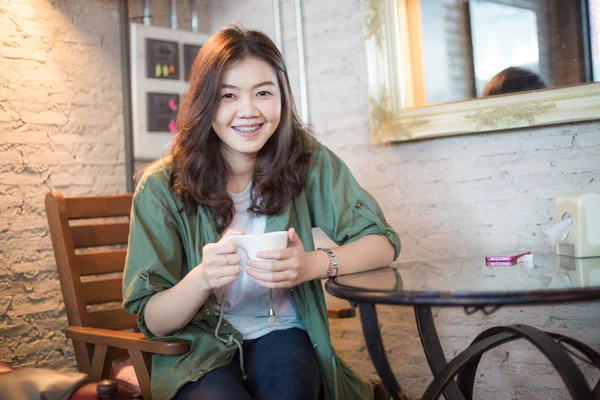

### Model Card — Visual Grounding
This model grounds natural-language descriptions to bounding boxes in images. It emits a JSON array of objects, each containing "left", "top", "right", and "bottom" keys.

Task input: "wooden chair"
[
  {"left": 45, "top": 191, "right": 357, "bottom": 399},
  {"left": 45, "top": 192, "right": 190, "bottom": 400}
]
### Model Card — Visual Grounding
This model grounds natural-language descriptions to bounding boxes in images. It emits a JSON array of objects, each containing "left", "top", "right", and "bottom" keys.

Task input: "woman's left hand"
[{"left": 246, "top": 228, "right": 313, "bottom": 288}]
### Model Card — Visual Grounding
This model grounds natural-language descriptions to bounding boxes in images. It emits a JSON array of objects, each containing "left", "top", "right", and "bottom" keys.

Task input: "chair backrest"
[{"left": 45, "top": 191, "right": 136, "bottom": 331}]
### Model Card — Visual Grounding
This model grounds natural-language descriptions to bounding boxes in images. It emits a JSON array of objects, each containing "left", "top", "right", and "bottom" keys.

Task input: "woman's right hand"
[
  {"left": 143, "top": 229, "right": 244, "bottom": 337},
  {"left": 197, "top": 229, "right": 243, "bottom": 290}
]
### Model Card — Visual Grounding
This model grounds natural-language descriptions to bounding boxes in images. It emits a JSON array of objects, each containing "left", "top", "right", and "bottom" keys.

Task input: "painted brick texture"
[
  {"left": 0, "top": 0, "right": 126, "bottom": 369},
  {"left": 0, "top": 0, "right": 209, "bottom": 372}
]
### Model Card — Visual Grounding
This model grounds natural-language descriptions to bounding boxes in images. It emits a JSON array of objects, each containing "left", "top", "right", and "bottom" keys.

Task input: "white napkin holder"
[{"left": 555, "top": 193, "right": 600, "bottom": 258}]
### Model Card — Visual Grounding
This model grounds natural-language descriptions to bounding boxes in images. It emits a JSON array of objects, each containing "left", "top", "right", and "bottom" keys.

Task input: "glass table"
[{"left": 325, "top": 254, "right": 600, "bottom": 400}]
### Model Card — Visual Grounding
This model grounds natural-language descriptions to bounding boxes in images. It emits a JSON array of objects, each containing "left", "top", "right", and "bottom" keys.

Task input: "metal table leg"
[
  {"left": 414, "top": 306, "right": 466, "bottom": 400},
  {"left": 358, "top": 302, "right": 406, "bottom": 400},
  {"left": 549, "top": 333, "right": 600, "bottom": 397},
  {"left": 457, "top": 330, "right": 600, "bottom": 398},
  {"left": 423, "top": 324, "right": 594, "bottom": 400}
]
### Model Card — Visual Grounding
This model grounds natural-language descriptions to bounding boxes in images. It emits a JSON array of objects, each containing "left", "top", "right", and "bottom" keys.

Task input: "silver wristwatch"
[{"left": 317, "top": 247, "right": 339, "bottom": 278}]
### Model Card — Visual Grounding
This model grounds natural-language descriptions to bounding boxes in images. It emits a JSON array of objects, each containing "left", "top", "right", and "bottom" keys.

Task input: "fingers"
[
  {"left": 251, "top": 276, "right": 294, "bottom": 289},
  {"left": 200, "top": 235, "right": 246, "bottom": 290},
  {"left": 203, "top": 265, "right": 241, "bottom": 286},
  {"left": 247, "top": 258, "right": 291, "bottom": 272},
  {"left": 287, "top": 227, "right": 303, "bottom": 247},
  {"left": 247, "top": 267, "right": 297, "bottom": 283},
  {"left": 203, "top": 241, "right": 240, "bottom": 266},
  {"left": 203, "top": 251, "right": 241, "bottom": 267},
  {"left": 255, "top": 247, "right": 294, "bottom": 260},
  {"left": 221, "top": 252, "right": 241, "bottom": 266},
  {"left": 246, "top": 258, "right": 299, "bottom": 289},
  {"left": 210, "top": 265, "right": 242, "bottom": 277},
  {"left": 210, "top": 273, "right": 239, "bottom": 289},
  {"left": 213, "top": 241, "right": 238, "bottom": 254}
]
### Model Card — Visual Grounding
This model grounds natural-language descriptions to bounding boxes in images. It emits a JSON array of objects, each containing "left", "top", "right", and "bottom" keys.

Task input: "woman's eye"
[
  {"left": 256, "top": 91, "right": 271, "bottom": 97},
  {"left": 222, "top": 93, "right": 235, "bottom": 99}
]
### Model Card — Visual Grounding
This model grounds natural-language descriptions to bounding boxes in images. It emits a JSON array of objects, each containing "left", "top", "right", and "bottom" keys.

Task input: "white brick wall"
[
  {"left": 0, "top": 0, "right": 126, "bottom": 369},
  {"left": 2, "top": 1, "right": 599, "bottom": 398},
  {"left": 0, "top": 0, "right": 213, "bottom": 371}
]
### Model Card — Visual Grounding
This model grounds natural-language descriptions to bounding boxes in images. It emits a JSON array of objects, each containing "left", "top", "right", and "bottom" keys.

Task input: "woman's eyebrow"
[{"left": 221, "top": 81, "right": 277, "bottom": 90}]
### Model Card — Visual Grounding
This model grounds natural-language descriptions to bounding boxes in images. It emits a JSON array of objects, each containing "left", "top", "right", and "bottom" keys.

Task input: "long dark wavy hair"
[{"left": 169, "top": 25, "right": 314, "bottom": 234}]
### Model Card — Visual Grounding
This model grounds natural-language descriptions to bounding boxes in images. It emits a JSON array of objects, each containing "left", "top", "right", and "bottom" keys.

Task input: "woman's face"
[{"left": 212, "top": 56, "right": 282, "bottom": 162}]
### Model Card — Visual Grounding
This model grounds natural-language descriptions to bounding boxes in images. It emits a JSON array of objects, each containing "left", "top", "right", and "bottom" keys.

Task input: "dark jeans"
[{"left": 175, "top": 327, "right": 322, "bottom": 400}]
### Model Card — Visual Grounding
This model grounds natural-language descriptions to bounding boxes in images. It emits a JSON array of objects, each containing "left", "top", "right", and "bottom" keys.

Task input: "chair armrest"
[{"left": 66, "top": 327, "right": 190, "bottom": 355}]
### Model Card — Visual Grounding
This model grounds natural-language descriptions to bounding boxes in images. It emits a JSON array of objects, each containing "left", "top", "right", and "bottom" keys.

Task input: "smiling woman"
[
  {"left": 212, "top": 57, "right": 282, "bottom": 172},
  {"left": 122, "top": 24, "right": 400, "bottom": 400},
  {"left": 361, "top": 0, "right": 600, "bottom": 143}
]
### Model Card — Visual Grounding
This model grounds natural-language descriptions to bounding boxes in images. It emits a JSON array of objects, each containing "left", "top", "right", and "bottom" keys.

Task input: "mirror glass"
[{"left": 398, "top": 0, "right": 600, "bottom": 107}]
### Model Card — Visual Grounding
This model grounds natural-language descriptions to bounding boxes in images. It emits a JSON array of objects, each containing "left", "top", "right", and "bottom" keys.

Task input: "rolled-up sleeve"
[
  {"left": 306, "top": 146, "right": 401, "bottom": 261},
  {"left": 122, "top": 180, "right": 183, "bottom": 338}
]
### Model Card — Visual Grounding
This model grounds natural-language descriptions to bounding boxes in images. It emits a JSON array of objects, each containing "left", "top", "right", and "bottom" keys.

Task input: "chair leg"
[
  {"left": 90, "top": 344, "right": 114, "bottom": 381},
  {"left": 128, "top": 349, "right": 153, "bottom": 400},
  {"left": 72, "top": 340, "right": 92, "bottom": 374}
]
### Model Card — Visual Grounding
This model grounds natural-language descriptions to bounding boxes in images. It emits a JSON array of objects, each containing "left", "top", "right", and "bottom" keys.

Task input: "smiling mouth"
[{"left": 232, "top": 124, "right": 263, "bottom": 135}]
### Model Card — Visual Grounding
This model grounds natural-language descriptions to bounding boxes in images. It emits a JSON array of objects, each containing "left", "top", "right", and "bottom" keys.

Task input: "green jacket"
[{"left": 122, "top": 142, "right": 401, "bottom": 400}]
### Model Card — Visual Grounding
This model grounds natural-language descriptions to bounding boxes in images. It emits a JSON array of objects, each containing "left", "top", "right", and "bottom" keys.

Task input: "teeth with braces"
[{"left": 234, "top": 125, "right": 260, "bottom": 133}]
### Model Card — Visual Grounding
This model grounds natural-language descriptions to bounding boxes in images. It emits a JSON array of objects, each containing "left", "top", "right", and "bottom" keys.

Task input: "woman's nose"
[{"left": 237, "top": 95, "right": 259, "bottom": 118}]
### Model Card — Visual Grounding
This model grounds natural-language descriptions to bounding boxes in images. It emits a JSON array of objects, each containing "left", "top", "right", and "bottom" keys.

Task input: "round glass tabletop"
[{"left": 326, "top": 253, "right": 600, "bottom": 306}]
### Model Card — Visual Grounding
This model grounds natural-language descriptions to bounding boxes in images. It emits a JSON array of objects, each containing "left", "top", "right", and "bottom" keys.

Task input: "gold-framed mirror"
[{"left": 361, "top": 0, "right": 600, "bottom": 143}]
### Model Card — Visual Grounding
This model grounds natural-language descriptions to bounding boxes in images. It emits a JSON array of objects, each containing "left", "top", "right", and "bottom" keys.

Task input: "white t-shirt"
[{"left": 213, "top": 183, "right": 304, "bottom": 339}]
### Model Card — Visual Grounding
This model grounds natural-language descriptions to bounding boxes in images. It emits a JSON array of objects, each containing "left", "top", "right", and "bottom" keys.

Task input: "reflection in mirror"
[
  {"left": 405, "top": 0, "right": 599, "bottom": 106},
  {"left": 557, "top": 255, "right": 600, "bottom": 288},
  {"left": 361, "top": 0, "right": 600, "bottom": 143}
]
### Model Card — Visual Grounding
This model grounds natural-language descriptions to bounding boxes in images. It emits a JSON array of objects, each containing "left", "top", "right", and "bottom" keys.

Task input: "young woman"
[{"left": 123, "top": 25, "right": 400, "bottom": 400}]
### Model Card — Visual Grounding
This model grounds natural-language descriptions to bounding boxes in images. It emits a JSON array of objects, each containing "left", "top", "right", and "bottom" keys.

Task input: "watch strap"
[{"left": 317, "top": 247, "right": 339, "bottom": 278}]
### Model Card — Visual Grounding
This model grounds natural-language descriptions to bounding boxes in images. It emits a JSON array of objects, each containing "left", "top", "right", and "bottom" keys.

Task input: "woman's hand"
[
  {"left": 246, "top": 228, "right": 315, "bottom": 288},
  {"left": 197, "top": 229, "right": 243, "bottom": 290}
]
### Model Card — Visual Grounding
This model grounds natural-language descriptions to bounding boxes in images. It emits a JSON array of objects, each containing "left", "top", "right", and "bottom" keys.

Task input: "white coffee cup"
[{"left": 223, "top": 231, "right": 288, "bottom": 267}]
